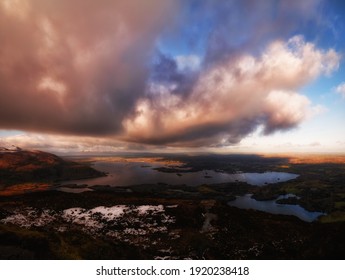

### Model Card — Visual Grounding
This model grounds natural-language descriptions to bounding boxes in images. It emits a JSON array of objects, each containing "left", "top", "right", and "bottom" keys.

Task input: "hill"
[{"left": 0, "top": 148, "right": 104, "bottom": 195}]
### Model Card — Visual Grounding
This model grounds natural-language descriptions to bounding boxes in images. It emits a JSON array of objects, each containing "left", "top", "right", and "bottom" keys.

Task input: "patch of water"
[
  {"left": 57, "top": 187, "right": 94, "bottom": 193},
  {"left": 228, "top": 194, "right": 325, "bottom": 222},
  {"left": 62, "top": 161, "right": 299, "bottom": 187}
]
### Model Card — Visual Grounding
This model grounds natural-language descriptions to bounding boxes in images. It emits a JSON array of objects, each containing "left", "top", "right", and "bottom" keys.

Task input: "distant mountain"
[{"left": 0, "top": 149, "right": 104, "bottom": 188}]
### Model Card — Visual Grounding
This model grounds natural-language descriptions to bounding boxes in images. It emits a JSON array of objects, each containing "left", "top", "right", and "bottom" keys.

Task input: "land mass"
[
  {"left": 0, "top": 148, "right": 105, "bottom": 195},
  {"left": 0, "top": 149, "right": 345, "bottom": 259}
]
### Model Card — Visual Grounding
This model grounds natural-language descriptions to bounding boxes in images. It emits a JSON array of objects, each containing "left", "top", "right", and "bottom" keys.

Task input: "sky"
[{"left": 0, "top": 0, "right": 345, "bottom": 154}]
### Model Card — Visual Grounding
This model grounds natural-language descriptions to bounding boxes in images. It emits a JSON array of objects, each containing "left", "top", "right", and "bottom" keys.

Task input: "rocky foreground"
[{"left": 0, "top": 188, "right": 345, "bottom": 260}]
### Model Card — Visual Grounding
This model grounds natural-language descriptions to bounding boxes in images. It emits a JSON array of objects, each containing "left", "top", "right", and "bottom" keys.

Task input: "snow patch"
[
  {"left": 1, "top": 208, "right": 56, "bottom": 228},
  {"left": 1, "top": 204, "right": 176, "bottom": 245},
  {"left": 137, "top": 205, "right": 164, "bottom": 215}
]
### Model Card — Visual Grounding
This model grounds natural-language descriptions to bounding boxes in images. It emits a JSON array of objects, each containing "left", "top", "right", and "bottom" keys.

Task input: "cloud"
[
  {"left": 175, "top": 55, "right": 201, "bottom": 72},
  {"left": 335, "top": 82, "right": 345, "bottom": 98},
  {"left": 200, "top": 0, "right": 324, "bottom": 65},
  {"left": 0, "top": 0, "right": 177, "bottom": 135},
  {"left": 123, "top": 36, "right": 339, "bottom": 146},
  {"left": 309, "top": 142, "right": 321, "bottom": 147},
  {"left": 0, "top": 132, "right": 130, "bottom": 154},
  {"left": 0, "top": 0, "right": 340, "bottom": 149}
]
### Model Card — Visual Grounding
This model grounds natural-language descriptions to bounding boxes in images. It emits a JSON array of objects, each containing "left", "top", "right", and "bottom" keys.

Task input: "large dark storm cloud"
[{"left": 0, "top": 0, "right": 176, "bottom": 135}]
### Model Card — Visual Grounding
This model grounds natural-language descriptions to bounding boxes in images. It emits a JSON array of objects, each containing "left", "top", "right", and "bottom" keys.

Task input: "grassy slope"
[{"left": 0, "top": 150, "right": 104, "bottom": 194}]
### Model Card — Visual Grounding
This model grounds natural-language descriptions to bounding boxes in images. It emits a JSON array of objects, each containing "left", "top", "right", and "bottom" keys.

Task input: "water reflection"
[
  {"left": 228, "top": 194, "right": 325, "bottom": 222},
  {"left": 58, "top": 187, "right": 94, "bottom": 193},
  {"left": 63, "top": 161, "right": 298, "bottom": 187}
]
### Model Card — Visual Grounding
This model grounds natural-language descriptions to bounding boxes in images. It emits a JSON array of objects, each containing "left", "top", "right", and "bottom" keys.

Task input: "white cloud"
[
  {"left": 175, "top": 54, "right": 201, "bottom": 72},
  {"left": 124, "top": 36, "right": 340, "bottom": 146},
  {"left": 335, "top": 82, "right": 345, "bottom": 98}
]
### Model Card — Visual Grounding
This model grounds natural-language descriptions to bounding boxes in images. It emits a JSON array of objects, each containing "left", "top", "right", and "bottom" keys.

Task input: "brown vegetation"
[{"left": 0, "top": 149, "right": 104, "bottom": 195}]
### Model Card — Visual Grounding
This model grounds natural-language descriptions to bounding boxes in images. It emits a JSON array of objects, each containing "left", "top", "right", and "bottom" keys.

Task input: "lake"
[
  {"left": 62, "top": 159, "right": 299, "bottom": 187},
  {"left": 60, "top": 158, "right": 323, "bottom": 222},
  {"left": 228, "top": 194, "right": 325, "bottom": 222}
]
